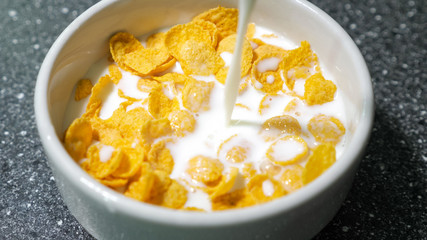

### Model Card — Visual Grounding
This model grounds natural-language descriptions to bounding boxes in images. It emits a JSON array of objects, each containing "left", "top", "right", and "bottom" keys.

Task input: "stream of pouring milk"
[{"left": 224, "top": 0, "right": 256, "bottom": 125}]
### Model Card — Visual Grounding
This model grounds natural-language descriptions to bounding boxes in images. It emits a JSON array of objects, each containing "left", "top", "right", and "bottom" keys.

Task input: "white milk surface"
[{"left": 64, "top": 26, "right": 348, "bottom": 211}]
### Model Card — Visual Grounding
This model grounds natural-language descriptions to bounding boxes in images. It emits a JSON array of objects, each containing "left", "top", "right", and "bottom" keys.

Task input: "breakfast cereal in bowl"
[
  {"left": 35, "top": 1, "right": 373, "bottom": 239},
  {"left": 64, "top": 6, "right": 347, "bottom": 212}
]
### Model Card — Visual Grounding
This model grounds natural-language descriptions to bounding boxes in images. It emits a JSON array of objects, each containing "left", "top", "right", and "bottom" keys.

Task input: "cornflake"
[
  {"left": 108, "top": 64, "right": 122, "bottom": 84},
  {"left": 186, "top": 155, "right": 224, "bottom": 187},
  {"left": 216, "top": 34, "right": 253, "bottom": 84},
  {"left": 182, "top": 79, "right": 214, "bottom": 112},
  {"left": 164, "top": 22, "right": 224, "bottom": 76},
  {"left": 260, "top": 115, "right": 302, "bottom": 140},
  {"left": 193, "top": 6, "right": 238, "bottom": 41},
  {"left": 251, "top": 47, "right": 287, "bottom": 94},
  {"left": 74, "top": 79, "right": 93, "bottom": 101},
  {"left": 279, "top": 41, "right": 319, "bottom": 90},
  {"left": 303, "top": 143, "right": 336, "bottom": 184},
  {"left": 65, "top": 117, "right": 92, "bottom": 161},
  {"left": 168, "top": 110, "right": 196, "bottom": 137},
  {"left": 304, "top": 73, "right": 337, "bottom": 105},
  {"left": 280, "top": 165, "right": 304, "bottom": 193},
  {"left": 308, "top": 114, "right": 346, "bottom": 144},
  {"left": 266, "top": 135, "right": 308, "bottom": 166}
]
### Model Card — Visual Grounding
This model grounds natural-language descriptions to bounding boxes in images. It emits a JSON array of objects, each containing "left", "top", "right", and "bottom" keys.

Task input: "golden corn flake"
[
  {"left": 117, "top": 89, "right": 140, "bottom": 103},
  {"left": 140, "top": 118, "right": 173, "bottom": 143},
  {"left": 215, "top": 34, "right": 253, "bottom": 84},
  {"left": 147, "top": 140, "right": 174, "bottom": 174},
  {"left": 261, "top": 33, "right": 278, "bottom": 38},
  {"left": 247, "top": 174, "right": 286, "bottom": 203},
  {"left": 81, "top": 144, "right": 123, "bottom": 179},
  {"left": 186, "top": 155, "right": 224, "bottom": 187},
  {"left": 83, "top": 74, "right": 113, "bottom": 118},
  {"left": 102, "top": 103, "right": 147, "bottom": 138},
  {"left": 64, "top": 117, "right": 92, "bottom": 161},
  {"left": 250, "top": 38, "right": 266, "bottom": 48},
  {"left": 260, "top": 115, "right": 302, "bottom": 140},
  {"left": 160, "top": 180, "right": 188, "bottom": 209},
  {"left": 164, "top": 22, "right": 223, "bottom": 76},
  {"left": 242, "top": 163, "right": 257, "bottom": 179},
  {"left": 246, "top": 23, "right": 256, "bottom": 39},
  {"left": 251, "top": 53, "right": 284, "bottom": 94},
  {"left": 209, "top": 167, "right": 239, "bottom": 198},
  {"left": 151, "top": 57, "right": 177, "bottom": 75},
  {"left": 217, "top": 34, "right": 253, "bottom": 72},
  {"left": 308, "top": 114, "right": 346, "bottom": 144},
  {"left": 288, "top": 66, "right": 312, "bottom": 80},
  {"left": 168, "top": 110, "right": 196, "bottom": 137},
  {"left": 137, "top": 78, "right": 161, "bottom": 93},
  {"left": 253, "top": 44, "right": 288, "bottom": 61},
  {"left": 304, "top": 73, "right": 337, "bottom": 105},
  {"left": 238, "top": 78, "right": 249, "bottom": 94},
  {"left": 280, "top": 41, "right": 318, "bottom": 71},
  {"left": 280, "top": 164, "right": 304, "bottom": 193},
  {"left": 109, "top": 32, "right": 144, "bottom": 72},
  {"left": 211, "top": 188, "right": 255, "bottom": 211},
  {"left": 108, "top": 64, "right": 122, "bottom": 84},
  {"left": 124, "top": 170, "right": 155, "bottom": 202},
  {"left": 303, "top": 143, "right": 336, "bottom": 184},
  {"left": 74, "top": 79, "right": 93, "bottom": 101},
  {"left": 214, "top": 67, "right": 228, "bottom": 85},
  {"left": 258, "top": 94, "right": 276, "bottom": 115},
  {"left": 90, "top": 118, "right": 125, "bottom": 147},
  {"left": 139, "top": 170, "right": 187, "bottom": 209},
  {"left": 108, "top": 106, "right": 152, "bottom": 140},
  {"left": 226, "top": 146, "right": 248, "bottom": 163},
  {"left": 123, "top": 48, "right": 172, "bottom": 76},
  {"left": 235, "top": 103, "right": 250, "bottom": 111},
  {"left": 153, "top": 72, "right": 194, "bottom": 86},
  {"left": 279, "top": 41, "right": 318, "bottom": 90},
  {"left": 149, "top": 170, "right": 173, "bottom": 199},
  {"left": 146, "top": 32, "right": 166, "bottom": 50},
  {"left": 182, "top": 79, "right": 214, "bottom": 112},
  {"left": 182, "top": 207, "right": 206, "bottom": 212},
  {"left": 112, "top": 146, "right": 144, "bottom": 179},
  {"left": 165, "top": 22, "right": 212, "bottom": 57},
  {"left": 100, "top": 177, "right": 128, "bottom": 188},
  {"left": 179, "top": 39, "right": 224, "bottom": 76},
  {"left": 283, "top": 98, "right": 300, "bottom": 113},
  {"left": 259, "top": 160, "right": 282, "bottom": 177},
  {"left": 193, "top": 6, "right": 238, "bottom": 41},
  {"left": 266, "top": 135, "right": 308, "bottom": 166},
  {"left": 147, "top": 87, "right": 180, "bottom": 118},
  {"left": 217, "top": 136, "right": 250, "bottom": 164},
  {"left": 192, "top": 19, "right": 219, "bottom": 48},
  {"left": 217, "top": 134, "right": 237, "bottom": 156}
]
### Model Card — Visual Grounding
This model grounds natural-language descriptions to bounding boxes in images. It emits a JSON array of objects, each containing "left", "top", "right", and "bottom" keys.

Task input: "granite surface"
[{"left": 0, "top": 0, "right": 425, "bottom": 239}]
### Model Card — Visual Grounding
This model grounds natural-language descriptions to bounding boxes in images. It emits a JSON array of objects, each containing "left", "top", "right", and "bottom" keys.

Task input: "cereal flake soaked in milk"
[
  {"left": 99, "top": 144, "right": 115, "bottom": 163},
  {"left": 269, "top": 138, "right": 305, "bottom": 163},
  {"left": 257, "top": 57, "right": 281, "bottom": 72},
  {"left": 262, "top": 180, "right": 275, "bottom": 197}
]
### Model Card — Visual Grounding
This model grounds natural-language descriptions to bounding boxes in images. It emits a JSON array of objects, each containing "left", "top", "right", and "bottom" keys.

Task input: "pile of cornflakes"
[{"left": 64, "top": 6, "right": 345, "bottom": 211}]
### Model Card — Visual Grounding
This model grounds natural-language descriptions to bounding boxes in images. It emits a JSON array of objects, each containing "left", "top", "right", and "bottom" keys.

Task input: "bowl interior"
[{"left": 37, "top": 0, "right": 372, "bottom": 229}]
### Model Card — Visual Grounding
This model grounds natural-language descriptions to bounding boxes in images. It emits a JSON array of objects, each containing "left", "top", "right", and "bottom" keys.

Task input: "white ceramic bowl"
[{"left": 35, "top": 0, "right": 374, "bottom": 239}]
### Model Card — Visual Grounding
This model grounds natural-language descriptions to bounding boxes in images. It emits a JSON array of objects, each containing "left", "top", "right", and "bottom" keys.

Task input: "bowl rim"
[{"left": 35, "top": 0, "right": 374, "bottom": 227}]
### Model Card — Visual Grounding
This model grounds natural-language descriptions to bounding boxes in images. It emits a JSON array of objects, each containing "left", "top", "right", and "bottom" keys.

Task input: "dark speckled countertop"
[{"left": 0, "top": 0, "right": 425, "bottom": 239}]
